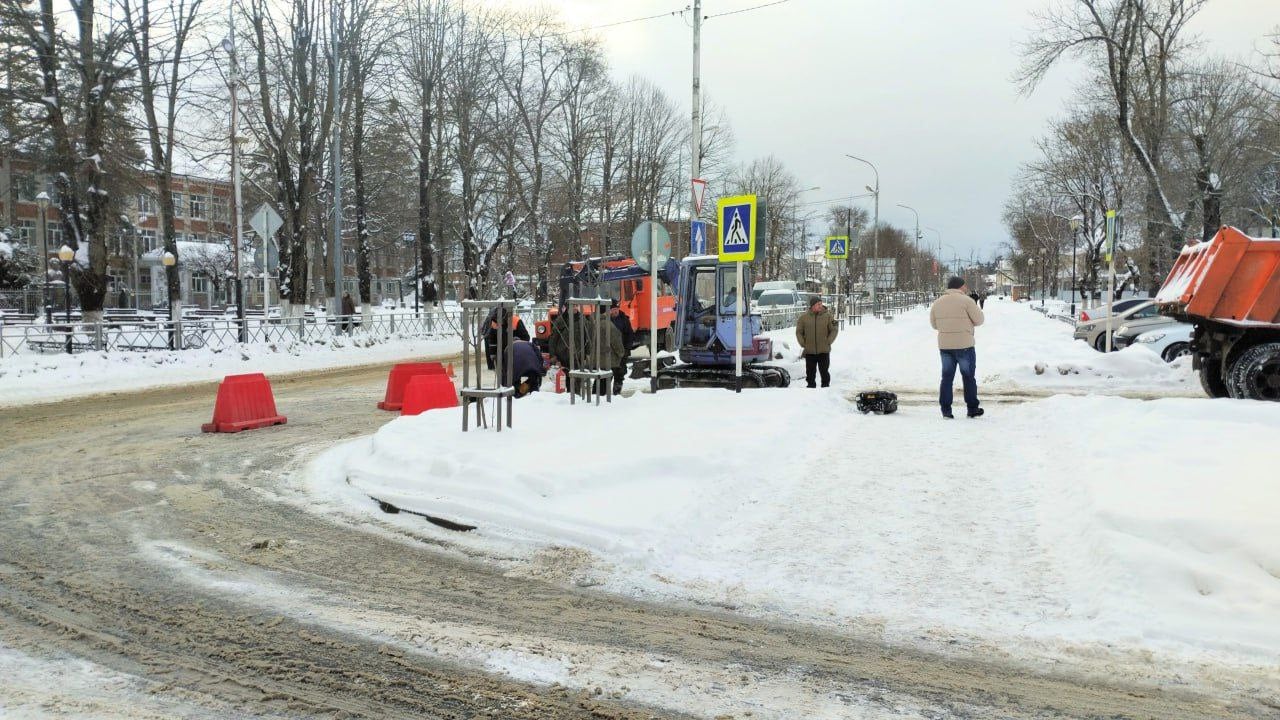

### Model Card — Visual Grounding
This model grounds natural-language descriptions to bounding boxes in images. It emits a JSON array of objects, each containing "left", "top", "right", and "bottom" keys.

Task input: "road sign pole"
[
  {"left": 1105, "top": 209, "right": 1116, "bottom": 353},
  {"left": 650, "top": 221, "right": 659, "bottom": 393},
  {"left": 735, "top": 259, "right": 743, "bottom": 392}
]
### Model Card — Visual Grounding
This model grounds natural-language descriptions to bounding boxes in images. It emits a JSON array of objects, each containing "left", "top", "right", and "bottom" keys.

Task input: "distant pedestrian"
[
  {"left": 510, "top": 340, "right": 546, "bottom": 397},
  {"left": 608, "top": 299, "right": 634, "bottom": 394},
  {"left": 978, "top": 293, "right": 987, "bottom": 309},
  {"left": 340, "top": 292, "right": 356, "bottom": 334},
  {"left": 795, "top": 296, "right": 838, "bottom": 388},
  {"left": 930, "top": 276, "right": 985, "bottom": 418}
]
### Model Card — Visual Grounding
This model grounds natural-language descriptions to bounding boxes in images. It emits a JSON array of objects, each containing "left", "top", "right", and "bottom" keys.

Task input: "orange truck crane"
[
  {"left": 1155, "top": 226, "right": 1280, "bottom": 400},
  {"left": 534, "top": 257, "right": 677, "bottom": 351}
]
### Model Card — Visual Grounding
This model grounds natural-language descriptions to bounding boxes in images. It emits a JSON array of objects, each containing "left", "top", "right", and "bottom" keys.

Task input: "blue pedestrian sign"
[
  {"left": 717, "top": 194, "right": 757, "bottom": 262},
  {"left": 826, "top": 235, "right": 849, "bottom": 260},
  {"left": 690, "top": 220, "right": 708, "bottom": 255}
]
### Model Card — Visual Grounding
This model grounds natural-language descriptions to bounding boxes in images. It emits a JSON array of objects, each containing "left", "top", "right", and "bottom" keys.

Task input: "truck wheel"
[
  {"left": 1228, "top": 343, "right": 1280, "bottom": 401},
  {"left": 1161, "top": 342, "right": 1191, "bottom": 363},
  {"left": 1198, "top": 360, "right": 1230, "bottom": 398}
]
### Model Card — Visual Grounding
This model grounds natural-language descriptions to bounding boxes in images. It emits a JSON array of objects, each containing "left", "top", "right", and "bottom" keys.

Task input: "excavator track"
[{"left": 655, "top": 364, "right": 791, "bottom": 390}]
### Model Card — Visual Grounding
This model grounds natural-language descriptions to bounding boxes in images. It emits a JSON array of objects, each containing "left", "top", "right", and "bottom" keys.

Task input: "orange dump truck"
[{"left": 1155, "top": 226, "right": 1280, "bottom": 400}]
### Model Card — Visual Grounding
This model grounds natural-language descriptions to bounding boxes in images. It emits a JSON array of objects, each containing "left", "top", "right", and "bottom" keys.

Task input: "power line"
[
  {"left": 536, "top": 7, "right": 689, "bottom": 40},
  {"left": 704, "top": 0, "right": 793, "bottom": 20}
]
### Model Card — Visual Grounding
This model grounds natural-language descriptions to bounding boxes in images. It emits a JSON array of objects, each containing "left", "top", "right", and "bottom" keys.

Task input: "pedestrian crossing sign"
[
  {"left": 717, "top": 194, "right": 757, "bottom": 262},
  {"left": 826, "top": 235, "right": 849, "bottom": 259}
]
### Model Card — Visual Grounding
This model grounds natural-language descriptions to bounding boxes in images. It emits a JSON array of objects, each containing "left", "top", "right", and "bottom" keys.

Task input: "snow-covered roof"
[{"left": 141, "top": 241, "right": 230, "bottom": 263}]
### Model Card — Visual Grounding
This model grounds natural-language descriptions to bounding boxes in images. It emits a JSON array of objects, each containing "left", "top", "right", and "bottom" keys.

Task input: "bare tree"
[
  {"left": 243, "top": 0, "right": 340, "bottom": 315},
  {"left": 1, "top": 0, "right": 134, "bottom": 319},
  {"left": 120, "top": 0, "right": 207, "bottom": 318},
  {"left": 1020, "top": 0, "right": 1206, "bottom": 290}
]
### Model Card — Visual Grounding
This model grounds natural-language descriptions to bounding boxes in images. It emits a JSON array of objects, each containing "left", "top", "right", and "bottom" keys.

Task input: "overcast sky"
[{"left": 486, "top": 0, "right": 1278, "bottom": 262}]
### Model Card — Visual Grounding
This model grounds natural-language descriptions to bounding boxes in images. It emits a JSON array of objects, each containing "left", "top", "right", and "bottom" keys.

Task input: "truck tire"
[
  {"left": 1228, "top": 342, "right": 1280, "bottom": 401},
  {"left": 1198, "top": 360, "right": 1230, "bottom": 399}
]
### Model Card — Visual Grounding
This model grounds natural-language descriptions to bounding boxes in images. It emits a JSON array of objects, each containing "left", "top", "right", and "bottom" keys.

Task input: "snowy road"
[{"left": 1, "top": 354, "right": 1273, "bottom": 718}]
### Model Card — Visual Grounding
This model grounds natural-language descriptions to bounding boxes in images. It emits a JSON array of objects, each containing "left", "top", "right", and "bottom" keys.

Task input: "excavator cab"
[{"left": 653, "top": 256, "right": 788, "bottom": 388}]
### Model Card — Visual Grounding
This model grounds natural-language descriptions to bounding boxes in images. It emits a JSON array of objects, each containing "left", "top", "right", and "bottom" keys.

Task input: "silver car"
[{"left": 1074, "top": 300, "right": 1167, "bottom": 352}]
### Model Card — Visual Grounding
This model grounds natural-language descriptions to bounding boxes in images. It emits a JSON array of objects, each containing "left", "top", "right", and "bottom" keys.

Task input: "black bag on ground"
[{"left": 855, "top": 390, "right": 898, "bottom": 415}]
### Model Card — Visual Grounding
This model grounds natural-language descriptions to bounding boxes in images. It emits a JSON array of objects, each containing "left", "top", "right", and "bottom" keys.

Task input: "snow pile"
[
  {"left": 314, "top": 388, "right": 1280, "bottom": 672},
  {"left": 766, "top": 297, "right": 1195, "bottom": 396},
  {"left": 0, "top": 335, "right": 456, "bottom": 407}
]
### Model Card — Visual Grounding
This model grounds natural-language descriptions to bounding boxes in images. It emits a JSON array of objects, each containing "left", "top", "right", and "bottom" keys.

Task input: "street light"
[
  {"left": 1038, "top": 247, "right": 1048, "bottom": 307},
  {"left": 1068, "top": 216, "right": 1081, "bottom": 317},
  {"left": 57, "top": 245, "right": 74, "bottom": 353},
  {"left": 163, "top": 251, "right": 177, "bottom": 349},
  {"left": 896, "top": 203, "right": 921, "bottom": 291},
  {"left": 36, "top": 191, "right": 51, "bottom": 323},
  {"left": 846, "top": 154, "right": 880, "bottom": 306}
]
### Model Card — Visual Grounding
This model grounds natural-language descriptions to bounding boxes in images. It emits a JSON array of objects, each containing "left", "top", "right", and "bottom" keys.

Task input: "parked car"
[
  {"left": 1076, "top": 297, "right": 1146, "bottom": 324},
  {"left": 756, "top": 289, "right": 802, "bottom": 309},
  {"left": 1113, "top": 313, "right": 1180, "bottom": 350},
  {"left": 1130, "top": 323, "right": 1195, "bottom": 362},
  {"left": 1074, "top": 300, "right": 1164, "bottom": 352},
  {"left": 751, "top": 280, "right": 798, "bottom": 302}
]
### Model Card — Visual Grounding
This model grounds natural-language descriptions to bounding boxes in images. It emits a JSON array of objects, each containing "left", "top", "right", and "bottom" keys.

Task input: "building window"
[
  {"left": 14, "top": 174, "right": 37, "bottom": 202},
  {"left": 171, "top": 193, "right": 185, "bottom": 218},
  {"left": 187, "top": 233, "right": 203, "bottom": 243},
  {"left": 138, "top": 229, "right": 158, "bottom": 253},
  {"left": 189, "top": 194, "right": 207, "bottom": 220},
  {"left": 15, "top": 220, "right": 36, "bottom": 243},
  {"left": 211, "top": 195, "right": 228, "bottom": 222},
  {"left": 191, "top": 275, "right": 209, "bottom": 294},
  {"left": 137, "top": 193, "right": 158, "bottom": 215},
  {"left": 47, "top": 224, "right": 63, "bottom": 247}
]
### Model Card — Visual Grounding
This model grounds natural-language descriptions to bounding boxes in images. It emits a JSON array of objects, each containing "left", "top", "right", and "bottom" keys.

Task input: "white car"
[
  {"left": 756, "top": 289, "right": 802, "bottom": 309},
  {"left": 1131, "top": 323, "right": 1194, "bottom": 362}
]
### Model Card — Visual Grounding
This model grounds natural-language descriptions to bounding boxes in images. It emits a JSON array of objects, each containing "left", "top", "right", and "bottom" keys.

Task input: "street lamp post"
[
  {"left": 846, "top": 154, "right": 879, "bottom": 306},
  {"left": 163, "top": 251, "right": 177, "bottom": 349},
  {"left": 57, "top": 244, "right": 74, "bottom": 353},
  {"left": 896, "top": 203, "right": 920, "bottom": 291},
  {"left": 1039, "top": 248, "right": 1048, "bottom": 307},
  {"left": 36, "top": 192, "right": 51, "bottom": 323},
  {"left": 1068, "top": 216, "right": 1081, "bottom": 317}
]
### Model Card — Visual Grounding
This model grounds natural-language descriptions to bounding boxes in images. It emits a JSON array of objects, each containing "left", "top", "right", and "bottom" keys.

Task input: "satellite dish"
[{"left": 630, "top": 221, "right": 672, "bottom": 271}]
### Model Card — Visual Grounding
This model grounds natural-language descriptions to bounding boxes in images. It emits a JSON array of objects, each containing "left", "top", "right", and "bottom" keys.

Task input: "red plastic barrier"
[
  {"left": 201, "top": 373, "right": 287, "bottom": 433},
  {"left": 400, "top": 374, "right": 459, "bottom": 416},
  {"left": 377, "top": 362, "right": 447, "bottom": 410}
]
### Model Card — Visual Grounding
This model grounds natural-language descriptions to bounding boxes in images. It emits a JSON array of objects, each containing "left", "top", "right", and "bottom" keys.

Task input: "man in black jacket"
[
  {"left": 608, "top": 300, "right": 634, "bottom": 394},
  {"left": 484, "top": 307, "right": 530, "bottom": 371}
]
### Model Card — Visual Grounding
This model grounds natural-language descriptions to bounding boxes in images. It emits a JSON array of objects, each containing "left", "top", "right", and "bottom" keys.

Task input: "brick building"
[{"left": 2, "top": 155, "right": 418, "bottom": 310}]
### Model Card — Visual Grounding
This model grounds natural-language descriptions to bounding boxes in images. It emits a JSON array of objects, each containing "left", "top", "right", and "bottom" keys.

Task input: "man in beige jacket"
[{"left": 929, "top": 276, "right": 985, "bottom": 418}]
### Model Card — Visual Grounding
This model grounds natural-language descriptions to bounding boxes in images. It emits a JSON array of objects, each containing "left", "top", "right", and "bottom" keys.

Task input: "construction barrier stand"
[
  {"left": 378, "top": 362, "right": 447, "bottom": 410},
  {"left": 201, "top": 373, "right": 287, "bottom": 433}
]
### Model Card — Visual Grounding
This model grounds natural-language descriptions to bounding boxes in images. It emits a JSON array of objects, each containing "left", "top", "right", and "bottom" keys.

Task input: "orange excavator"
[
  {"left": 1155, "top": 226, "right": 1280, "bottom": 400},
  {"left": 534, "top": 257, "right": 677, "bottom": 351}
]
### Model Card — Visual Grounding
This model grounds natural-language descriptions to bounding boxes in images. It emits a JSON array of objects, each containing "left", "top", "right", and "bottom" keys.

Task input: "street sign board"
[
  {"left": 630, "top": 221, "right": 672, "bottom": 271},
  {"left": 717, "top": 194, "right": 757, "bottom": 262},
  {"left": 825, "top": 235, "right": 849, "bottom": 259},
  {"left": 249, "top": 204, "right": 283, "bottom": 242},
  {"left": 1105, "top": 209, "right": 1116, "bottom": 262},
  {"left": 691, "top": 178, "right": 708, "bottom": 216},
  {"left": 866, "top": 258, "right": 896, "bottom": 290},
  {"left": 690, "top": 220, "right": 708, "bottom": 255}
]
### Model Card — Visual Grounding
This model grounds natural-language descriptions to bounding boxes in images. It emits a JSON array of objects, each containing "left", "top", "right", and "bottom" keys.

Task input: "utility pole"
[
  {"left": 227, "top": 5, "right": 245, "bottom": 339},
  {"left": 897, "top": 203, "right": 920, "bottom": 291},
  {"left": 330, "top": 4, "right": 343, "bottom": 316},
  {"left": 690, "top": 0, "right": 702, "bottom": 220}
]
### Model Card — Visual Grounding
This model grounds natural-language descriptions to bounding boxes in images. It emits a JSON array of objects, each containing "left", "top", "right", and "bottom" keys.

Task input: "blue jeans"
[{"left": 939, "top": 347, "right": 979, "bottom": 415}]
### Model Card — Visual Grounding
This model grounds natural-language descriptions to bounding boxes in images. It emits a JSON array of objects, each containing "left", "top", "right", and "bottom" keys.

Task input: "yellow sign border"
[
  {"left": 717, "top": 194, "right": 757, "bottom": 262},
  {"left": 825, "top": 235, "right": 849, "bottom": 260}
]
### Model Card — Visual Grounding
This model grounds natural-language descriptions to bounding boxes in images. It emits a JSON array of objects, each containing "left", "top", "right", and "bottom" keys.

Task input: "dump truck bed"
[{"left": 1155, "top": 226, "right": 1280, "bottom": 327}]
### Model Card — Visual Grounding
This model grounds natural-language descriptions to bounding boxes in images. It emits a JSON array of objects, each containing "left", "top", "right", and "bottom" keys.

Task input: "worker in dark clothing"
[
  {"left": 340, "top": 292, "right": 356, "bottom": 334},
  {"left": 484, "top": 307, "right": 530, "bottom": 371},
  {"left": 510, "top": 340, "right": 546, "bottom": 397},
  {"left": 608, "top": 299, "right": 634, "bottom": 394}
]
